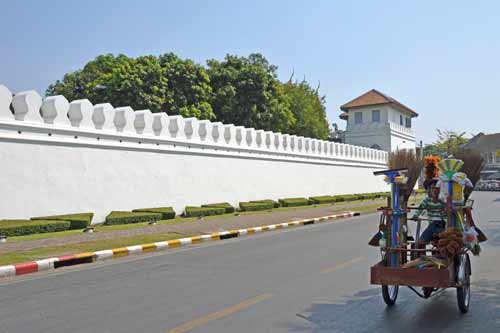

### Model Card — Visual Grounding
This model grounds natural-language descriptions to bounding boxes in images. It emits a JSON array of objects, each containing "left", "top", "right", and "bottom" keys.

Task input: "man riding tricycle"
[{"left": 369, "top": 156, "right": 486, "bottom": 313}]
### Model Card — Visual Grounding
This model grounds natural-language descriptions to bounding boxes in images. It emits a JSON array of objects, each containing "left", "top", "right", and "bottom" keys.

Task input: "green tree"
[
  {"left": 206, "top": 53, "right": 295, "bottom": 132},
  {"left": 423, "top": 129, "right": 469, "bottom": 157},
  {"left": 47, "top": 52, "right": 331, "bottom": 138},
  {"left": 159, "top": 53, "right": 214, "bottom": 119},
  {"left": 282, "top": 80, "right": 329, "bottom": 140},
  {"left": 46, "top": 53, "right": 214, "bottom": 119}
]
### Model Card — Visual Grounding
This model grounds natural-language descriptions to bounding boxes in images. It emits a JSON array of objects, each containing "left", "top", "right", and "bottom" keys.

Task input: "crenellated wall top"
[{"left": 0, "top": 84, "right": 388, "bottom": 165}]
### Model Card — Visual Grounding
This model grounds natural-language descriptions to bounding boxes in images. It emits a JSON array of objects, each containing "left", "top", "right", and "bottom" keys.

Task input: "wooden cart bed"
[{"left": 370, "top": 261, "right": 456, "bottom": 288}]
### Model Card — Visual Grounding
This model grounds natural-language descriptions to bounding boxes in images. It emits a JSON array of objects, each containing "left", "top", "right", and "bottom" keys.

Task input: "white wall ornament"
[
  {"left": 264, "top": 131, "right": 273, "bottom": 149},
  {"left": 274, "top": 133, "right": 282, "bottom": 151},
  {"left": 197, "top": 120, "right": 210, "bottom": 142},
  {"left": 152, "top": 113, "right": 167, "bottom": 136},
  {"left": 297, "top": 136, "right": 304, "bottom": 152},
  {"left": 168, "top": 115, "right": 185, "bottom": 139},
  {"left": 0, "top": 85, "right": 13, "bottom": 120},
  {"left": 245, "top": 128, "right": 256, "bottom": 148},
  {"left": 235, "top": 126, "right": 244, "bottom": 145},
  {"left": 68, "top": 99, "right": 94, "bottom": 129},
  {"left": 134, "top": 110, "right": 153, "bottom": 135},
  {"left": 41, "top": 95, "right": 70, "bottom": 126},
  {"left": 223, "top": 124, "right": 236, "bottom": 145},
  {"left": 184, "top": 117, "right": 199, "bottom": 140},
  {"left": 255, "top": 129, "right": 264, "bottom": 148},
  {"left": 282, "top": 134, "right": 289, "bottom": 151},
  {"left": 304, "top": 138, "right": 310, "bottom": 152},
  {"left": 289, "top": 135, "right": 297, "bottom": 152},
  {"left": 12, "top": 90, "right": 43, "bottom": 122},
  {"left": 211, "top": 122, "right": 223, "bottom": 143},
  {"left": 113, "top": 106, "right": 135, "bottom": 133},
  {"left": 92, "top": 103, "right": 114, "bottom": 130}
]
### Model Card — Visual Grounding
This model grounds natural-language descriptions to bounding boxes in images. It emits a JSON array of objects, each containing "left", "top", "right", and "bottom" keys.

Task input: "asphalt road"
[{"left": 1, "top": 192, "right": 499, "bottom": 333}]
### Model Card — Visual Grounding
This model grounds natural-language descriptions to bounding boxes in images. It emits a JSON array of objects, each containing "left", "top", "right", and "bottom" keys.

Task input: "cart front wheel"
[
  {"left": 456, "top": 254, "right": 471, "bottom": 313},
  {"left": 382, "top": 285, "right": 399, "bottom": 306}
]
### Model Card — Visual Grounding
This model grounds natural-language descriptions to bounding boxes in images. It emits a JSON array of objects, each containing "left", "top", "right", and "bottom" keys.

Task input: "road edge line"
[{"left": 0, "top": 211, "right": 360, "bottom": 278}]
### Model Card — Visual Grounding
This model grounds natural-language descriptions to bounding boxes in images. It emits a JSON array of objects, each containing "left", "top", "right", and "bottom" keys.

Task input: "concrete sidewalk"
[{"left": 0, "top": 200, "right": 385, "bottom": 253}]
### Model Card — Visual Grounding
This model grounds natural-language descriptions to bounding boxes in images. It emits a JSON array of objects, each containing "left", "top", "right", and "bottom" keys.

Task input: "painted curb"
[{"left": 0, "top": 211, "right": 360, "bottom": 278}]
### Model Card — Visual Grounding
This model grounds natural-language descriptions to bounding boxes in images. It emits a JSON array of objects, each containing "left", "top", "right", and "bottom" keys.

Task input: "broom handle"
[{"left": 447, "top": 180, "right": 454, "bottom": 229}]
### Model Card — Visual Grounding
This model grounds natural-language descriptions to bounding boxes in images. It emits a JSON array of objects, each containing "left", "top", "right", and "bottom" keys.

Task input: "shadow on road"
[{"left": 290, "top": 279, "right": 500, "bottom": 333}]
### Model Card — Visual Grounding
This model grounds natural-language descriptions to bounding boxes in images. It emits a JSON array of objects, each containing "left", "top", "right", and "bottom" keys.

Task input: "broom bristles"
[
  {"left": 388, "top": 149, "right": 424, "bottom": 202},
  {"left": 454, "top": 148, "right": 486, "bottom": 201}
]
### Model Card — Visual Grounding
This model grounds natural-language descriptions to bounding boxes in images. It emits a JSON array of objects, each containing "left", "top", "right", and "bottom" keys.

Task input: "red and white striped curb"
[{"left": 0, "top": 211, "right": 359, "bottom": 278}]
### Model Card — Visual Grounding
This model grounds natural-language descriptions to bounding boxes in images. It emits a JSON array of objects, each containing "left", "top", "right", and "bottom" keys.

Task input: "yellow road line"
[
  {"left": 321, "top": 256, "right": 365, "bottom": 274},
  {"left": 167, "top": 293, "right": 273, "bottom": 333}
]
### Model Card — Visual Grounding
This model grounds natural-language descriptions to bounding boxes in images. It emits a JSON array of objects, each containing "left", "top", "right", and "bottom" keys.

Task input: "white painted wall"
[
  {"left": 0, "top": 85, "right": 389, "bottom": 223},
  {"left": 389, "top": 123, "right": 417, "bottom": 151}
]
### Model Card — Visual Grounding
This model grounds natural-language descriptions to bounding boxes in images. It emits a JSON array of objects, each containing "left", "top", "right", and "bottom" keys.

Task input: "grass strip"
[{"left": 0, "top": 233, "right": 184, "bottom": 266}]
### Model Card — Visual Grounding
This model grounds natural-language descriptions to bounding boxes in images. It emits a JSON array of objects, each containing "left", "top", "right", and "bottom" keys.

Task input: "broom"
[
  {"left": 454, "top": 148, "right": 488, "bottom": 242},
  {"left": 387, "top": 149, "right": 424, "bottom": 244},
  {"left": 454, "top": 148, "right": 486, "bottom": 201}
]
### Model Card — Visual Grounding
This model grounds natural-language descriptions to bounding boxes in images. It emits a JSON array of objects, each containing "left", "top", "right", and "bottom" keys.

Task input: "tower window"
[
  {"left": 355, "top": 112, "right": 363, "bottom": 124},
  {"left": 372, "top": 110, "right": 380, "bottom": 123},
  {"left": 405, "top": 117, "right": 411, "bottom": 128}
]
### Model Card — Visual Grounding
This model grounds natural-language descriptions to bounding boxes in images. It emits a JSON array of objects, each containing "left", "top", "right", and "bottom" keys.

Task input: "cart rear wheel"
[
  {"left": 456, "top": 254, "right": 471, "bottom": 313},
  {"left": 382, "top": 285, "right": 399, "bottom": 306}
]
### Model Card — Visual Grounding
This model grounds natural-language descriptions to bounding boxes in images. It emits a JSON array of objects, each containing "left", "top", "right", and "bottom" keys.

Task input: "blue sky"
[{"left": 1, "top": 0, "right": 499, "bottom": 143}]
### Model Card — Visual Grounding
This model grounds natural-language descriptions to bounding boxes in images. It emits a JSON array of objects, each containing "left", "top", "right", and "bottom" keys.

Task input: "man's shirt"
[{"left": 412, "top": 196, "right": 446, "bottom": 222}]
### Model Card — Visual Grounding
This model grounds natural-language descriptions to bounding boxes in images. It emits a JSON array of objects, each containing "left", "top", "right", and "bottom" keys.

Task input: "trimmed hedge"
[
  {"left": 250, "top": 199, "right": 280, "bottom": 208},
  {"left": 132, "top": 207, "right": 176, "bottom": 219},
  {"left": 309, "top": 195, "right": 337, "bottom": 204},
  {"left": 104, "top": 211, "right": 162, "bottom": 225},
  {"left": 185, "top": 206, "right": 225, "bottom": 217},
  {"left": 31, "top": 213, "right": 93, "bottom": 230},
  {"left": 359, "top": 193, "right": 378, "bottom": 200},
  {"left": 331, "top": 195, "right": 345, "bottom": 202},
  {"left": 337, "top": 194, "right": 359, "bottom": 202},
  {"left": 0, "top": 219, "right": 71, "bottom": 237},
  {"left": 201, "top": 203, "right": 235, "bottom": 214},
  {"left": 279, "top": 197, "right": 312, "bottom": 207},
  {"left": 239, "top": 201, "right": 275, "bottom": 212}
]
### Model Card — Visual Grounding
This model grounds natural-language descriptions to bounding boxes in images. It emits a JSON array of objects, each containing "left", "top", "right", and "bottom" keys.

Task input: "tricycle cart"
[{"left": 370, "top": 162, "right": 475, "bottom": 313}]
